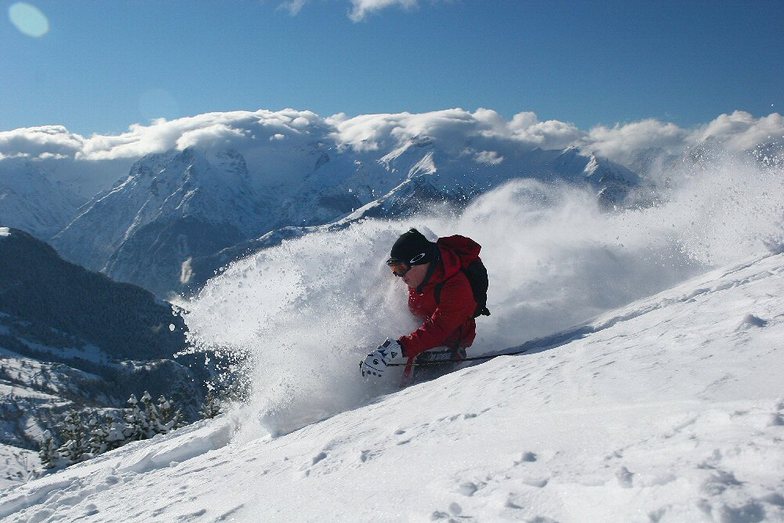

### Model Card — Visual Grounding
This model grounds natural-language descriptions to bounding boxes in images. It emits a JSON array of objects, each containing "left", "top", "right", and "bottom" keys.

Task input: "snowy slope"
[
  {"left": 0, "top": 445, "right": 39, "bottom": 490},
  {"left": 1, "top": 250, "right": 783, "bottom": 521}
]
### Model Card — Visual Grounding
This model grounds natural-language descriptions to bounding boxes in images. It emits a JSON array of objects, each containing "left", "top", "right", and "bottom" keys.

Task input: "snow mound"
[{"left": 0, "top": 418, "right": 236, "bottom": 520}]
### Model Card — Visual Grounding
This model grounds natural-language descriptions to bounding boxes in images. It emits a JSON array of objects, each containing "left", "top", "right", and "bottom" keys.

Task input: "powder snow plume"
[{"left": 182, "top": 153, "right": 784, "bottom": 439}]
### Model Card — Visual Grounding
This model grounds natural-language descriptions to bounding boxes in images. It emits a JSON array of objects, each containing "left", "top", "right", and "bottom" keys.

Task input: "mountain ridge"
[{"left": 51, "top": 140, "right": 642, "bottom": 297}]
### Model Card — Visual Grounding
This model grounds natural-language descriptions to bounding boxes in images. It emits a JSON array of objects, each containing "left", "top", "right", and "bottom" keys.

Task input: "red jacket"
[{"left": 398, "top": 235, "right": 479, "bottom": 359}]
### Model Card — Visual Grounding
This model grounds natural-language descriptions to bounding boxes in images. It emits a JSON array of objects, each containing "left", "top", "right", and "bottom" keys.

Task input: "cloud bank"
[{"left": 2, "top": 109, "right": 781, "bottom": 172}]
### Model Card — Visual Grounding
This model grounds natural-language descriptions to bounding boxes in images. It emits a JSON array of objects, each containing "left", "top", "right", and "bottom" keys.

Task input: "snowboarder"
[{"left": 360, "top": 228, "right": 488, "bottom": 381}]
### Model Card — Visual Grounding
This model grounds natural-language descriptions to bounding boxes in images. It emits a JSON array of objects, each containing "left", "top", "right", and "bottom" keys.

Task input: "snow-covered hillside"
[
  {"left": 0, "top": 228, "right": 206, "bottom": 456},
  {"left": 2, "top": 250, "right": 783, "bottom": 522},
  {"left": 1, "top": 150, "right": 782, "bottom": 521}
]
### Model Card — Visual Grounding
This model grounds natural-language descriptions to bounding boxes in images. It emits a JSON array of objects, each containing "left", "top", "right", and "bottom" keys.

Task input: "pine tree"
[
  {"left": 57, "top": 410, "right": 87, "bottom": 464},
  {"left": 87, "top": 415, "right": 109, "bottom": 455},
  {"left": 39, "top": 392, "right": 191, "bottom": 473},
  {"left": 157, "top": 395, "right": 183, "bottom": 432},
  {"left": 104, "top": 413, "right": 126, "bottom": 451},
  {"left": 141, "top": 391, "right": 163, "bottom": 437},
  {"left": 39, "top": 430, "right": 61, "bottom": 469},
  {"left": 123, "top": 394, "right": 149, "bottom": 441}
]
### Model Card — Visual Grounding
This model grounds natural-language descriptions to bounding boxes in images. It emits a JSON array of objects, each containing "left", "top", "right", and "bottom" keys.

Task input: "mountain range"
[
  {"left": 0, "top": 160, "right": 82, "bottom": 240},
  {"left": 6, "top": 109, "right": 778, "bottom": 301},
  {"left": 0, "top": 111, "right": 647, "bottom": 479},
  {"left": 47, "top": 139, "right": 639, "bottom": 297}
]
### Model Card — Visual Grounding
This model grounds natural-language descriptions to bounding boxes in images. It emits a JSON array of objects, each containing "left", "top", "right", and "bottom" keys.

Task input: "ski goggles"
[
  {"left": 386, "top": 252, "right": 427, "bottom": 277},
  {"left": 386, "top": 259, "right": 410, "bottom": 277}
]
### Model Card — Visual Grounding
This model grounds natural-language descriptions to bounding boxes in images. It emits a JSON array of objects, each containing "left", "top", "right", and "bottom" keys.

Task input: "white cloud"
[
  {"left": 78, "top": 109, "right": 324, "bottom": 161},
  {"left": 585, "top": 119, "right": 688, "bottom": 166},
  {"left": 474, "top": 150, "right": 504, "bottom": 166},
  {"left": 328, "top": 107, "right": 584, "bottom": 153},
  {"left": 692, "top": 111, "right": 784, "bottom": 152},
  {"left": 176, "top": 124, "right": 248, "bottom": 151},
  {"left": 581, "top": 112, "right": 784, "bottom": 168},
  {"left": 348, "top": 0, "right": 419, "bottom": 21},
  {"left": 1, "top": 108, "right": 782, "bottom": 179},
  {"left": 276, "top": 0, "right": 422, "bottom": 21},
  {"left": 278, "top": 0, "right": 308, "bottom": 16},
  {"left": 508, "top": 112, "right": 584, "bottom": 150},
  {"left": 0, "top": 125, "right": 84, "bottom": 160},
  {"left": 330, "top": 109, "right": 501, "bottom": 152}
]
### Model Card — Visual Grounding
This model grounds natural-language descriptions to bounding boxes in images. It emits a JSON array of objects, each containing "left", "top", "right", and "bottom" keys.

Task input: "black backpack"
[{"left": 434, "top": 258, "right": 491, "bottom": 318}]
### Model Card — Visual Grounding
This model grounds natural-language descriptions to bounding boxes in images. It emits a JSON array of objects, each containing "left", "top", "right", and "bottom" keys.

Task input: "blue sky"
[{"left": 2, "top": 0, "right": 782, "bottom": 135}]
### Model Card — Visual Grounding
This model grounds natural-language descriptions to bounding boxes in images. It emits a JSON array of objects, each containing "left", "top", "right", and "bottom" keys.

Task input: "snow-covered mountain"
[
  {"left": 0, "top": 228, "right": 206, "bottom": 459},
  {"left": 52, "top": 147, "right": 278, "bottom": 298},
  {"left": 0, "top": 160, "right": 82, "bottom": 240},
  {"left": 4, "top": 108, "right": 781, "bottom": 300},
  {"left": 52, "top": 136, "right": 640, "bottom": 297},
  {"left": 2, "top": 248, "right": 782, "bottom": 521}
]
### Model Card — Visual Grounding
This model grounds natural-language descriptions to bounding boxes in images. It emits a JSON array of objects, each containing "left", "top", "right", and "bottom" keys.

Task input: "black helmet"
[{"left": 387, "top": 228, "right": 437, "bottom": 266}]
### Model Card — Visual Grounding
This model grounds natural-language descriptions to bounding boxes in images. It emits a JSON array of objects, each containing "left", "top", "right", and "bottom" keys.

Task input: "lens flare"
[{"left": 8, "top": 2, "right": 49, "bottom": 38}]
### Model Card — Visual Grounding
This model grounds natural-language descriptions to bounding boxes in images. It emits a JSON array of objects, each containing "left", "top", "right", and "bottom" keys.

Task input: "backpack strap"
[{"left": 434, "top": 281, "right": 445, "bottom": 305}]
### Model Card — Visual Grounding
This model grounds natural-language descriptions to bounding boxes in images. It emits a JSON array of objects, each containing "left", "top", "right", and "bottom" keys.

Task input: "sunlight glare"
[{"left": 9, "top": 2, "right": 49, "bottom": 38}]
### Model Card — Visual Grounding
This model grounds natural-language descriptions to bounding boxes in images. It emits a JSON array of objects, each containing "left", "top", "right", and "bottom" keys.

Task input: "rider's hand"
[{"left": 359, "top": 338, "right": 405, "bottom": 378}]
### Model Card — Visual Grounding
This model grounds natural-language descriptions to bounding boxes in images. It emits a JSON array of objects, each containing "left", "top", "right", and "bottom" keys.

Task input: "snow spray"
[{"left": 182, "top": 152, "right": 784, "bottom": 439}]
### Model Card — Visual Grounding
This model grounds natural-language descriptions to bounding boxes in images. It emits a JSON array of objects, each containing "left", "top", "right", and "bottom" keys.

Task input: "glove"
[{"left": 359, "top": 338, "right": 405, "bottom": 378}]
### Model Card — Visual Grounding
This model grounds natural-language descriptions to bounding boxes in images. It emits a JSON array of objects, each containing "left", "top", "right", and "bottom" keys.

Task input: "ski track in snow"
[{"left": 2, "top": 252, "right": 784, "bottom": 522}]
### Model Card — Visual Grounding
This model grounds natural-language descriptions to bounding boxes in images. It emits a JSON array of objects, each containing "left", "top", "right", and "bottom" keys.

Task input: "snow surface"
[
  {"left": 1, "top": 153, "right": 783, "bottom": 521},
  {"left": 0, "top": 445, "right": 39, "bottom": 490}
]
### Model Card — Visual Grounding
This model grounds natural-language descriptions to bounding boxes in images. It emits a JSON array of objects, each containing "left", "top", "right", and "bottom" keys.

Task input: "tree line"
[{"left": 38, "top": 391, "right": 201, "bottom": 469}]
